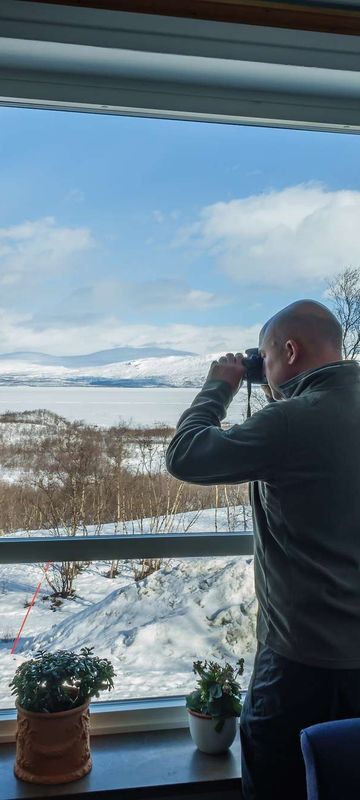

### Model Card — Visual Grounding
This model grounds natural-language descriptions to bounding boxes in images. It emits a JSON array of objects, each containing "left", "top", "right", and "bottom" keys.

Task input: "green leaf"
[
  {"left": 213, "top": 717, "right": 225, "bottom": 733},
  {"left": 209, "top": 684, "right": 222, "bottom": 700}
]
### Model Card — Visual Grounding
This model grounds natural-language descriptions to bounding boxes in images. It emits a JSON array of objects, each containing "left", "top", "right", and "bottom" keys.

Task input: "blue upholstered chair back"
[{"left": 300, "top": 718, "right": 360, "bottom": 800}]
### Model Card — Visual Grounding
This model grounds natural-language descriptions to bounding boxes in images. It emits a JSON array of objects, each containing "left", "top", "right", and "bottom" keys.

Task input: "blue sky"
[{"left": 1, "top": 106, "right": 360, "bottom": 355}]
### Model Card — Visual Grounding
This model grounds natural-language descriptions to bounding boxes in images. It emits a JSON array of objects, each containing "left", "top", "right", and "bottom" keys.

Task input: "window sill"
[{"left": 0, "top": 728, "right": 242, "bottom": 800}]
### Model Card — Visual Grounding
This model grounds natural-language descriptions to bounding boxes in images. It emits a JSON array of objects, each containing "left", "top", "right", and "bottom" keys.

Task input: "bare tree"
[
  {"left": 327, "top": 267, "right": 360, "bottom": 359},
  {"left": 104, "top": 423, "right": 128, "bottom": 578},
  {"left": 32, "top": 420, "right": 106, "bottom": 598},
  {"left": 42, "top": 561, "right": 80, "bottom": 599},
  {"left": 33, "top": 421, "right": 106, "bottom": 537},
  {"left": 213, "top": 484, "right": 250, "bottom": 532},
  {"left": 126, "top": 429, "right": 192, "bottom": 581},
  {"left": 0, "top": 414, "right": 219, "bottom": 589}
]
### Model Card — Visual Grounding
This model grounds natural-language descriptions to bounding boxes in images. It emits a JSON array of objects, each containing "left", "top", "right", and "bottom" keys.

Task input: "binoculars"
[{"left": 242, "top": 348, "right": 267, "bottom": 385}]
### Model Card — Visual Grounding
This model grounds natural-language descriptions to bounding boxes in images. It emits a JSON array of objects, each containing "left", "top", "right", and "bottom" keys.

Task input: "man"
[{"left": 166, "top": 300, "right": 360, "bottom": 800}]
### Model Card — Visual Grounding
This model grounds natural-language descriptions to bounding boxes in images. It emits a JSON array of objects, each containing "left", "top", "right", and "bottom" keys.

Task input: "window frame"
[
  {"left": 17, "top": 0, "right": 360, "bottom": 36},
  {"left": 2, "top": 0, "right": 360, "bottom": 132},
  {"left": 0, "top": 0, "right": 359, "bottom": 742}
]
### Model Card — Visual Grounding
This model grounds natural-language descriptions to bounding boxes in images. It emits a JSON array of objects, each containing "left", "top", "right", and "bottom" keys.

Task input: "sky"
[{"left": 1, "top": 106, "right": 360, "bottom": 356}]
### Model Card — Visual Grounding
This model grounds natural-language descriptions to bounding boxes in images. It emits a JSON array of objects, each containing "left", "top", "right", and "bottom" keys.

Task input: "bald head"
[
  {"left": 259, "top": 300, "right": 343, "bottom": 396},
  {"left": 261, "top": 300, "right": 342, "bottom": 356}
]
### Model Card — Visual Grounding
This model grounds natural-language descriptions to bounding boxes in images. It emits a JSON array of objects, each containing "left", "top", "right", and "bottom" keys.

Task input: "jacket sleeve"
[{"left": 166, "top": 379, "right": 287, "bottom": 485}]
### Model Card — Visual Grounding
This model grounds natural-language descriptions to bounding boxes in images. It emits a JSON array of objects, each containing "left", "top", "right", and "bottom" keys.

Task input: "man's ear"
[{"left": 285, "top": 338, "right": 299, "bottom": 366}]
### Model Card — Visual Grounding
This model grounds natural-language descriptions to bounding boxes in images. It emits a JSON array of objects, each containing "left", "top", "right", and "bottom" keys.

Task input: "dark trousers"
[{"left": 240, "top": 643, "right": 360, "bottom": 800}]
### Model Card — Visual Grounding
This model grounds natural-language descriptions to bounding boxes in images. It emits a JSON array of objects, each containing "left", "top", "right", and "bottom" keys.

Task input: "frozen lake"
[{"left": 0, "top": 386, "right": 247, "bottom": 428}]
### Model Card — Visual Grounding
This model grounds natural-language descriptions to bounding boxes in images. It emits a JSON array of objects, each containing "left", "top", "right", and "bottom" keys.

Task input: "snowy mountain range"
[
  {"left": 0, "top": 347, "right": 217, "bottom": 388},
  {"left": 0, "top": 346, "right": 194, "bottom": 368}
]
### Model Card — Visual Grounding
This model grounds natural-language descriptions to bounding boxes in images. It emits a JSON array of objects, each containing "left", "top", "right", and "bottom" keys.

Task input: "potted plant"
[
  {"left": 185, "top": 658, "right": 244, "bottom": 754},
  {"left": 9, "top": 646, "right": 115, "bottom": 785}
]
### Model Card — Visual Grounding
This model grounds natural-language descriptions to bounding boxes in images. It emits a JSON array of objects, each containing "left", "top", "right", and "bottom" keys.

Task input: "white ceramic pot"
[{"left": 187, "top": 709, "right": 237, "bottom": 754}]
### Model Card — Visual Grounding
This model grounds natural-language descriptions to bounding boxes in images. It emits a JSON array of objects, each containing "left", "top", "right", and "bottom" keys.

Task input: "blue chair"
[{"left": 300, "top": 718, "right": 360, "bottom": 799}]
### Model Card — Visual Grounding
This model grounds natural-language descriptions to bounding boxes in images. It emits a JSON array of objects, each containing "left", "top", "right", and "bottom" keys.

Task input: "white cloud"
[
  {"left": 180, "top": 183, "right": 360, "bottom": 288},
  {"left": 0, "top": 217, "right": 93, "bottom": 283},
  {"left": 55, "top": 278, "right": 226, "bottom": 316},
  {"left": 0, "top": 309, "right": 261, "bottom": 356},
  {"left": 186, "top": 289, "right": 219, "bottom": 308}
]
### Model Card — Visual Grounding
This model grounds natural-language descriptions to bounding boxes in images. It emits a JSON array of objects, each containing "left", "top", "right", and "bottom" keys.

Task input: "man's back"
[
  {"left": 166, "top": 360, "right": 360, "bottom": 667},
  {"left": 253, "top": 360, "right": 360, "bottom": 666}
]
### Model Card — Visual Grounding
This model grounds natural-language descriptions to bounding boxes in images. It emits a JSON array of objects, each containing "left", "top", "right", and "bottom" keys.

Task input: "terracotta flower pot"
[
  {"left": 14, "top": 701, "right": 92, "bottom": 784},
  {"left": 187, "top": 708, "right": 238, "bottom": 754}
]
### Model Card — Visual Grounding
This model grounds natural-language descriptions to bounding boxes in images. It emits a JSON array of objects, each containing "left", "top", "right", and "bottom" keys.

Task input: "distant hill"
[
  {"left": 0, "top": 347, "right": 220, "bottom": 388},
  {"left": 0, "top": 346, "right": 195, "bottom": 368}
]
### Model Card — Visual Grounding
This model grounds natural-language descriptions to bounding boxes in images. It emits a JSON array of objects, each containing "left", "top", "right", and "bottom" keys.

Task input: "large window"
[
  {"left": 1, "top": 0, "right": 359, "bottom": 742},
  {"left": 1, "top": 102, "right": 360, "bottom": 720}
]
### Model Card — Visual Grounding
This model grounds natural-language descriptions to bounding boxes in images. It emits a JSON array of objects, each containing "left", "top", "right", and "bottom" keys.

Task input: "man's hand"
[{"left": 206, "top": 352, "right": 246, "bottom": 395}]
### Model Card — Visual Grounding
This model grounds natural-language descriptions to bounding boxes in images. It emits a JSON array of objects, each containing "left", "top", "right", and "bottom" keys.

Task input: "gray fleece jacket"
[{"left": 166, "top": 360, "right": 360, "bottom": 668}]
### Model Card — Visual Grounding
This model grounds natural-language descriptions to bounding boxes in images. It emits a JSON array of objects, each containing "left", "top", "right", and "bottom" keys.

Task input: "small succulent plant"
[
  {"left": 186, "top": 658, "right": 244, "bottom": 732},
  {"left": 9, "top": 647, "right": 115, "bottom": 713}
]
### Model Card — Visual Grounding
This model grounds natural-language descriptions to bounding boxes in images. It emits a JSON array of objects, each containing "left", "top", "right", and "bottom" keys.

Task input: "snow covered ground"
[{"left": 0, "top": 508, "right": 256, "bottom": 710}]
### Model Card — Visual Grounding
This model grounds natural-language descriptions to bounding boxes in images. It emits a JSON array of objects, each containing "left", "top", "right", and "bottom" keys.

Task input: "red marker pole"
[{"left": 10, "top": 561, "right": 52, "bottom": 654}]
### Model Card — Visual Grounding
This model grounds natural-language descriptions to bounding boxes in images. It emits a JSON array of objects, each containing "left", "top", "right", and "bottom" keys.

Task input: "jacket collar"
[{"left": 278, "top": 360, "right": 360, "bottom": 400}]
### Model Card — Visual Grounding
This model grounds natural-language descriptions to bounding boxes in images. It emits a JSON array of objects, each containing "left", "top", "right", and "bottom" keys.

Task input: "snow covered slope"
[
  {"left": 0, "top": 508, "right": 256, "bottom": 708},
  {"left": 0, "top": 346, "right": 194, "bottom": 368},
  {"left": 0, "top": 352, "right": 220, "bottom": 388}
]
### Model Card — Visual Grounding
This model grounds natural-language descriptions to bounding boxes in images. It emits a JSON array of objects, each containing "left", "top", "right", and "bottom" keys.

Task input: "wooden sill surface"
[{"left": 0, "top": 728, "right": 242, "bottom": 800}]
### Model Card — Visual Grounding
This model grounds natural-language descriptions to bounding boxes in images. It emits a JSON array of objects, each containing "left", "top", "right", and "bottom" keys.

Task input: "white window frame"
[{"left": 0, "top": 0, "right": 359, "bottom": 743}]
